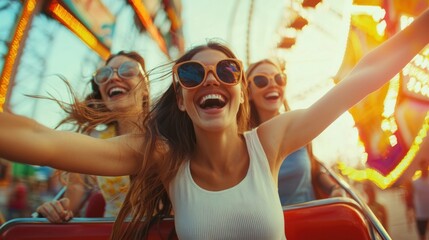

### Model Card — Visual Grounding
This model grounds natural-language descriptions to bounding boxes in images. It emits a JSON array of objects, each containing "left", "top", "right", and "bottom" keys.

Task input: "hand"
[{"left": 36, "top": 198, "right": 73, "bottom": 223}]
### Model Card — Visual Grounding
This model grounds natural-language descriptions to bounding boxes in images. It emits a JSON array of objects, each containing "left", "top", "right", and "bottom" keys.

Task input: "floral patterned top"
[{"left": 92, "top": 125, "right": 129, "bottom": 217}]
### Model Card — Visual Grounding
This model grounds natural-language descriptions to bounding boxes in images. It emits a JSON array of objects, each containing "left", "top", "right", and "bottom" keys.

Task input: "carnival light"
[
  {"left": 302, "top": 0, "right": 322, "bottom": 8},
  {"left": 0, "top": 0, "right": 37, "bottom": 112},
  {"left": 45, "top": 0, "right": 110, "bottom": 60},
  {"left": 338, "top": 9, "right": 429, "bottom": 188},
  {"left": 404, "top": 50, "right": 429, "bottom": 98},
  {"left": 128, "top": 0, "right": 169, "bottom": 57}
]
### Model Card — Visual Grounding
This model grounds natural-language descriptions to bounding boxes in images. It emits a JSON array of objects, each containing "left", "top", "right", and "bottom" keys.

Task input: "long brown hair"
[{"left": 112, "top": 41, "right": 250, "bottom": 239}]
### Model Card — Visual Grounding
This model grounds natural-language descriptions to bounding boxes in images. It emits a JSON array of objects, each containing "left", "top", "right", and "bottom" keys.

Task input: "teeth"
[
  {"left": 109, "top": 87, "right": 127, "bottom": 96},
  {"left": 199, "top": 94, "right": 225, "bottom": 105},
  {"left": 265, "top": 92, "right": 279, "bottom": 98}
]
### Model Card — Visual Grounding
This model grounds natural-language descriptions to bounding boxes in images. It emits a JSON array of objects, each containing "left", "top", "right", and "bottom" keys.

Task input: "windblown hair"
[
  {"left": 57, "top": 51, "right": 150, "bottom": 134},
  {"left": 246, "top": 58, "right": 288, "bottom": 128},
  {"left": 112, "top": 41, "right": 250, "bottom": 239}
]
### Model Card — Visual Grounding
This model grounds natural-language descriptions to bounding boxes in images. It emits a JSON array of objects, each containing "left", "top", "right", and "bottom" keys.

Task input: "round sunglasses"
[
  {"left": 93, "top": 61, "right": 143, "bottom": 85},
  {"left": 173, "top": 58, "right": 243, "bottom": 89},
  {"left": 249, "top": 73, "right": 287, "bottom": 89}
]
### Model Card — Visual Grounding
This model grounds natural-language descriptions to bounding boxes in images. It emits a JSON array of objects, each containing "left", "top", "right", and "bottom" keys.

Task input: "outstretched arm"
[
  {"left": 0, "top": 112, "right": 140, "bottom": 176},
  {"left": 259, "top": 8, "right": 429, "bottom": 167}
]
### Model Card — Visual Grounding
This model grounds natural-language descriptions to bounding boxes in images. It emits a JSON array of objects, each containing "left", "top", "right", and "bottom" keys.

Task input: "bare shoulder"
[
  {"left": 257, "top": 109, "right": 310, "bottom": 164},
  {"left": 258, "top": 110, "right": 302, "bottom": 141}
]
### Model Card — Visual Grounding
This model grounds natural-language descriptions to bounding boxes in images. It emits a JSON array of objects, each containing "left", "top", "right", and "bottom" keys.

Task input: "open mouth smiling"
[
  {"left": 264, "top": 91, "right": 280, "bottom": 101},
  {"left": 199, "top": 94, "right": 227, "bottom": 109},
  {"left": 108, "top": 87, "right": 128, "bottom": 98}
]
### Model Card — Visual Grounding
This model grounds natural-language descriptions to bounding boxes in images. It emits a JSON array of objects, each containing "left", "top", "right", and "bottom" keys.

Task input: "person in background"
[
  {"left": 0, "top": 9, "right": 428, "bottom": 239},
  {"left": 246, "top": 58, "right": 345, "bottom": 206},
  {"left": 405, "top": 159, "right": 429, "bottom": 240},
  {"left": 363, "top": 181, "right": 388, "bottom": 232},
  {"left": 7, "top": 179, "right": 29, "bottom": 219},
  {"left": 35, "top": 50, "right": 150, "bottom": 223},
  {"left": 0, "top": 158, "right": 11, "bottom": 223},
  {"left": 0, "top": 158, "right": 10, "bottom": 186}
]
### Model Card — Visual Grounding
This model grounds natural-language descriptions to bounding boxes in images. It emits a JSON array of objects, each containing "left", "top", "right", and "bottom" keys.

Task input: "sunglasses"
[
  {"left": 93, "top": 61, "right": 143, "bottom": 85},
  {"left": 249, "top": 73, "right": 287, "bottom": 89},
  {"left": 173, "top": 58, "right": 243, "bottom": 89}
]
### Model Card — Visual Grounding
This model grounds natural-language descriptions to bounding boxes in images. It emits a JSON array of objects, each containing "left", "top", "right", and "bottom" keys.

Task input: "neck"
[
  {"left": 116, "top": 116, "right": 140, "bottom": 135},
  {"left": 192, "top": 126, "right": 245, "bottom": 171}
]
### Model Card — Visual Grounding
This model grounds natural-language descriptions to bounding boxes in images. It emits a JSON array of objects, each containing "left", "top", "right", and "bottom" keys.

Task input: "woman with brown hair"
[{"left": 0, "top": 8, "right": 428, "bottom": 239}]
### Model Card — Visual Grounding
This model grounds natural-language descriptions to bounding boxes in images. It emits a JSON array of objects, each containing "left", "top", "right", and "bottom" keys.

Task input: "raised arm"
[
  {"left": 0, "top": 112, "right": 140, "bottom": 176},
  {"left": 259, "top": 8, "right": 429, "bottom": 167}
]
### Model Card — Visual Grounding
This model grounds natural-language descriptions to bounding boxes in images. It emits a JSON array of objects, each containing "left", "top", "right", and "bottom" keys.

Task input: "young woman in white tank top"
[{"left": 1, "top": 9, "right": 429, "bottom": 239}]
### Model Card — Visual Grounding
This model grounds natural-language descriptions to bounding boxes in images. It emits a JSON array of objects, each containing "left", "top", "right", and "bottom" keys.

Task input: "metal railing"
[{"left": 320, "top": 162, "right": 391, "bottom": 240}]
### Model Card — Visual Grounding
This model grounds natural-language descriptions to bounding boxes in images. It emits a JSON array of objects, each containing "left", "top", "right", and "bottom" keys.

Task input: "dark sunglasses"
[
  {"left": 173, "top": 58, "right": 243, "bottom": 89},
  {"left": 249, "top": 73, "right": 287, "bottom": 89},
  {"left": 93, "top": 61, "right": 143, "bottom": 85}
]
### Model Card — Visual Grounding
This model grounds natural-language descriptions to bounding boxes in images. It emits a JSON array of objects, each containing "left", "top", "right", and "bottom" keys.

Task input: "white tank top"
[{"left": 169, "top": 129, "right": 286, "bottom": 239}]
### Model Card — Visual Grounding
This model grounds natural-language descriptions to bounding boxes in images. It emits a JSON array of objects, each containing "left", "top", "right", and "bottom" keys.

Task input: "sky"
[
  {"left": 180, "top": 0, "right": 286, "bottom": 62},
  {"left": 3, "top": 0, "right": 363, "bottom": 168}
]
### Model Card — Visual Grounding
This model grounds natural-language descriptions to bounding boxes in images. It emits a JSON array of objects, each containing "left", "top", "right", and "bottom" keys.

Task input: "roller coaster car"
[
  {"left": 0, "top": 197, "right": 390, "bottom": 240},
  {"left": 0, "top": 164, "right": 391, "bottom": 240}
]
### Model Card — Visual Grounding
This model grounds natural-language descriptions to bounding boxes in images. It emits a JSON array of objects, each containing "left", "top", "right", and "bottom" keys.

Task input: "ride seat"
[
  {"left": 0, "top": 198, "right": 372, "bottom": 240},
  {"left": 0, "top": 217, "right": 176, "bottom": 240},
  {"left": 84, "top": 191, "right": 106, "bottom": 218},
  {"left": 283, "top": 197, "right": 371, "bottom": 240}
]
